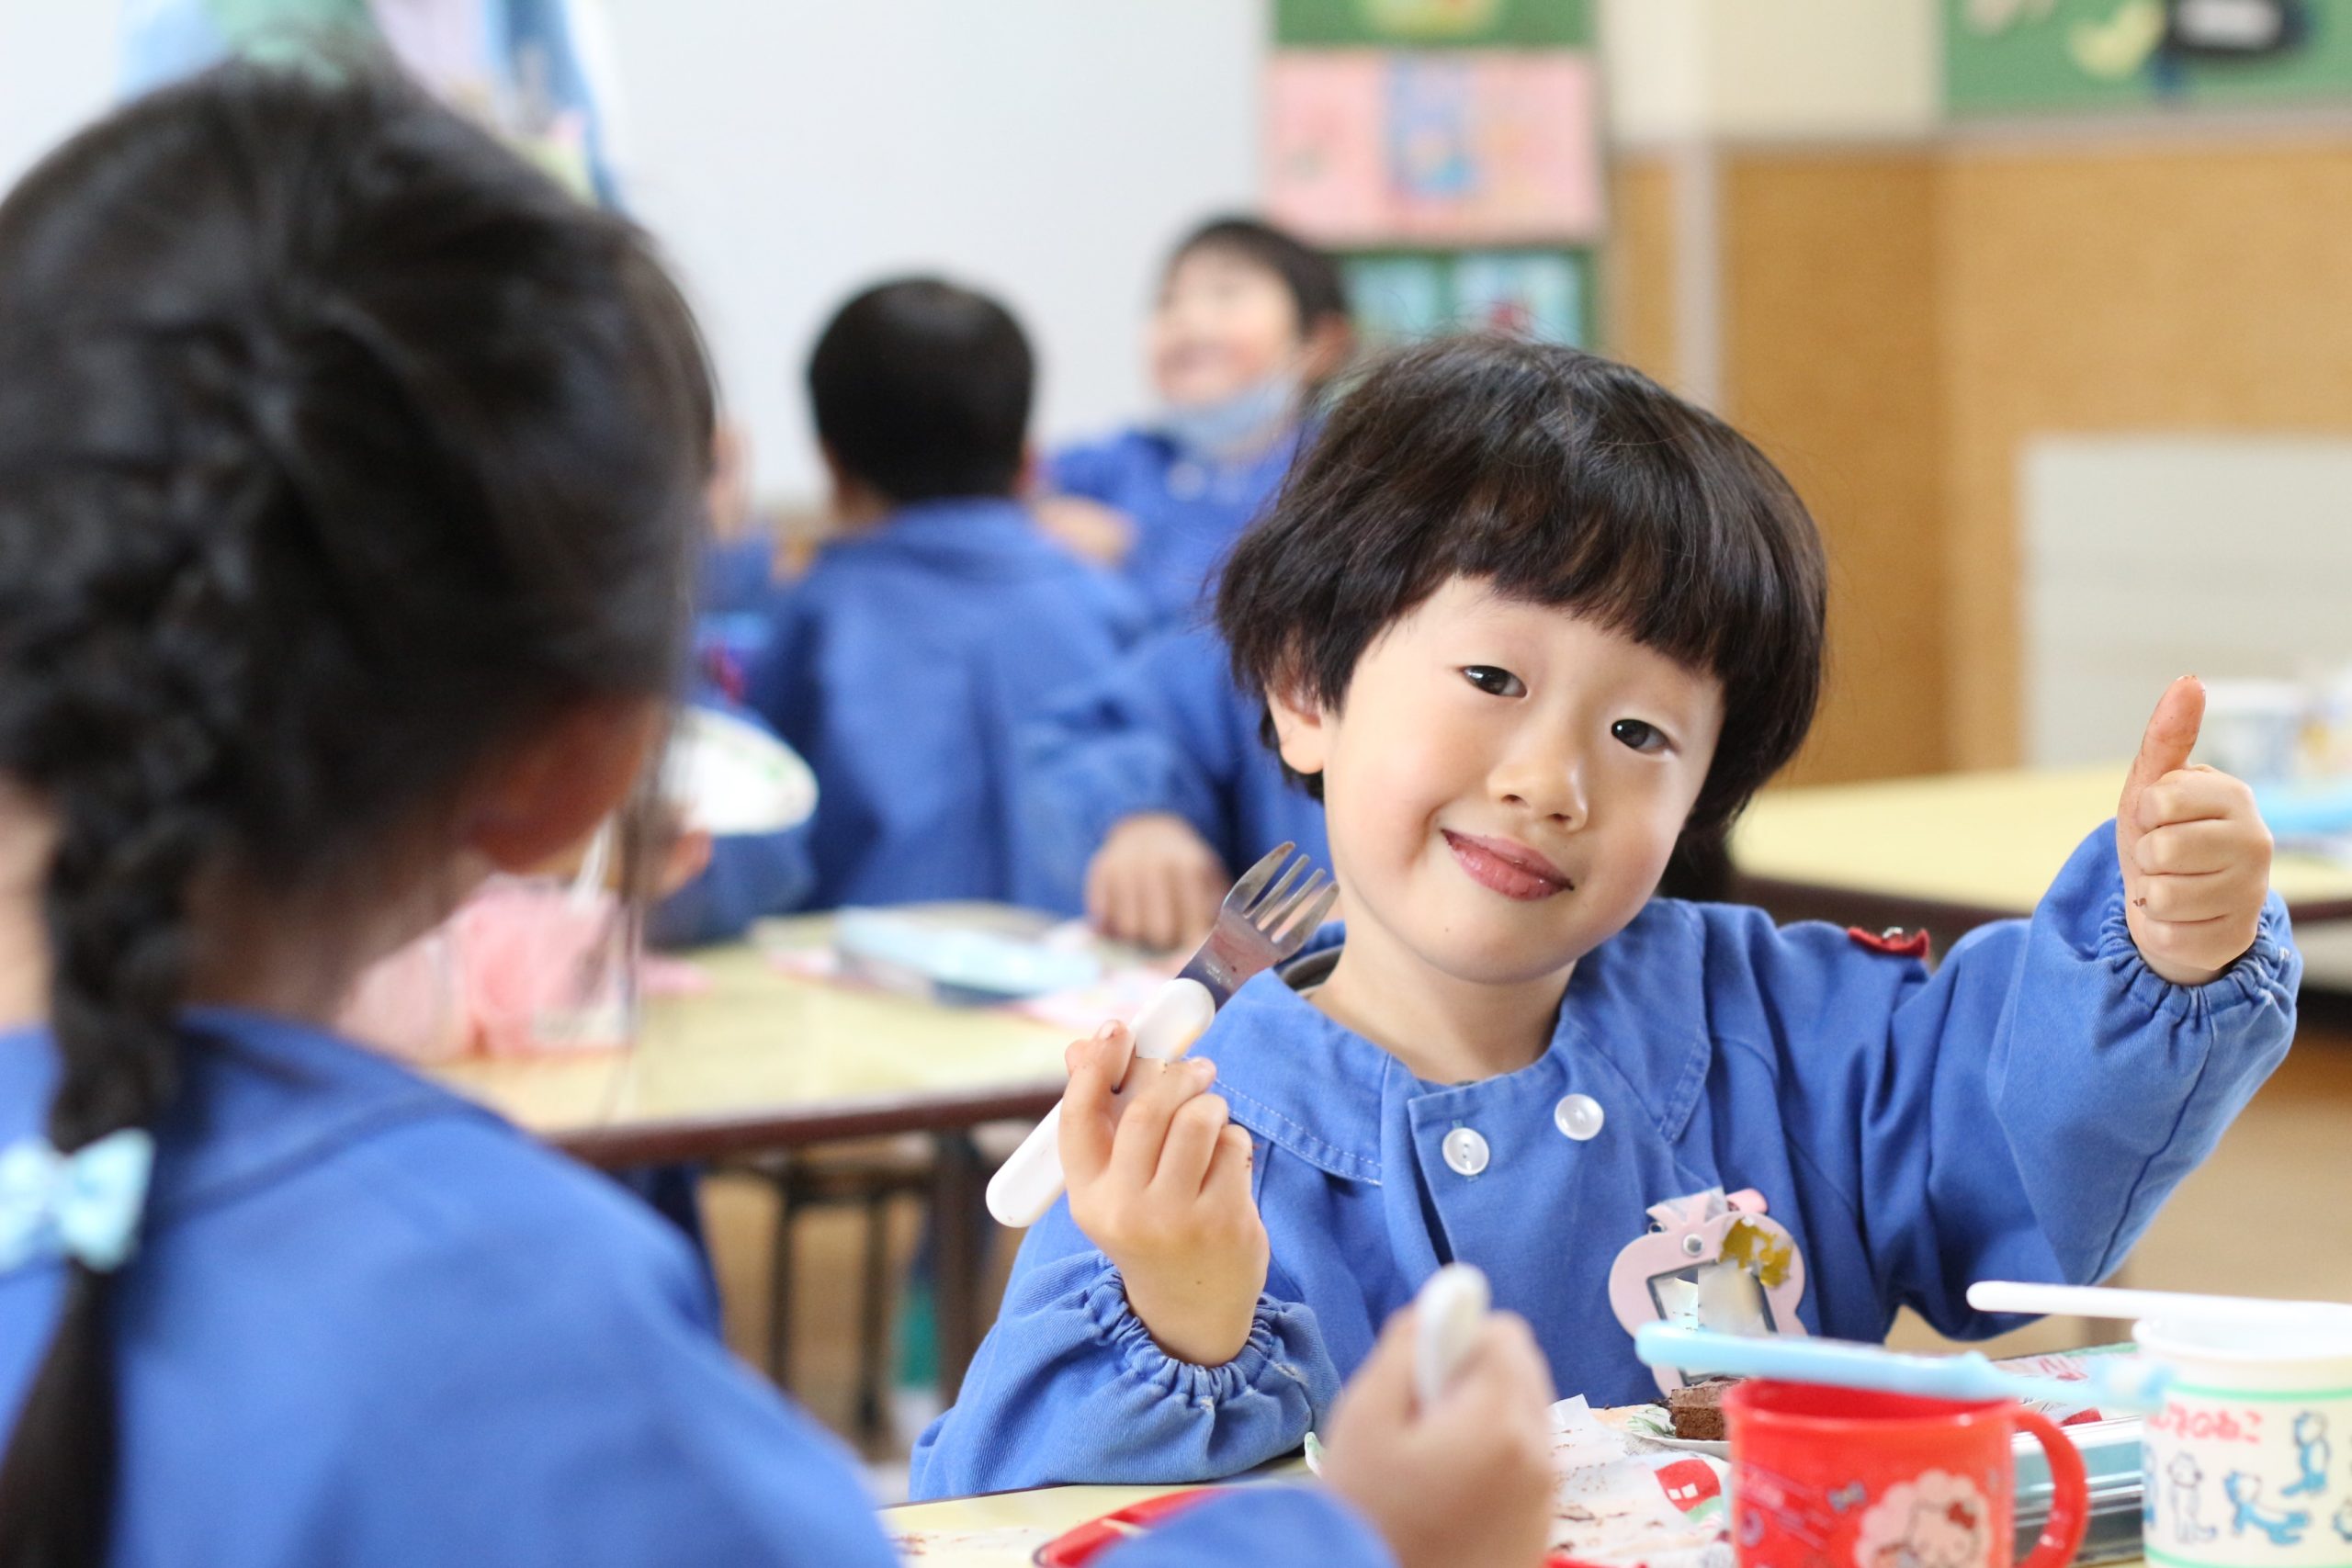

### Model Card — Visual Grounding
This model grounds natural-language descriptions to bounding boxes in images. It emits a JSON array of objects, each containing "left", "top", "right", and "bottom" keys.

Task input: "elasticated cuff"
[
  {"left": 2095, "top": 892, "right": 2296, "bottom": 1025},
  {"left": 1081, "top": 1265, "right": 1321, "bottom": 1405}
]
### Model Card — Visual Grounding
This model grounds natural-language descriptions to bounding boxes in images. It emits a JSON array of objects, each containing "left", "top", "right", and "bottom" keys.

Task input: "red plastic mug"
[{"left": 1724, "top": 1381, "right": 2087, "bottom": 1568}]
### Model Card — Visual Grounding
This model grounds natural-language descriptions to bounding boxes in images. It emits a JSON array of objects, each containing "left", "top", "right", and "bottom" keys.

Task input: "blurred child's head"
[
  {"left": 807, "top": 277, "right": 1034, "bottom": 510},
  {"left": 0, "top": 64, "right": 710, "bottom": 1558},
  {"left": 1150, "top": 217, "right": 1351, "bottom": 437},
  {"left": 1217, "top": 337, "right": 1824, "bottom": 987}
]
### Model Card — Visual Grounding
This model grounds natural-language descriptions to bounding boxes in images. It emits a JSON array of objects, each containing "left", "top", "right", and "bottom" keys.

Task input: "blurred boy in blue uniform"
[
  {"left": 1019, "top": 624, "right": 1328, "bottom": 947},
  {"left": 747, "top": 279, "right": 1145, "bottom": 909},
  {"left": 1037, "top": 218, "right": 1351, "bottom": 627},
  {"left": 913, "top": 338, "right": 2299, "bottom": 1497}
]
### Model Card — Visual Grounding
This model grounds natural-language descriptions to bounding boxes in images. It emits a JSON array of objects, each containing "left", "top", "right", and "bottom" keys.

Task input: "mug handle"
[{"left": 2014, "top": 1406, "right": 2089, "bottom": 1568}]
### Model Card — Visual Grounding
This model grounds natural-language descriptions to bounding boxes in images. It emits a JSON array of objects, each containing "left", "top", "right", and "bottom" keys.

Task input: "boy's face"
[
  {"left": 1271, "top": 577, "right": 1723, "bottom": 987},
  {"left": 1149, "top": 248, "right": 1304, "bottom": 409}
]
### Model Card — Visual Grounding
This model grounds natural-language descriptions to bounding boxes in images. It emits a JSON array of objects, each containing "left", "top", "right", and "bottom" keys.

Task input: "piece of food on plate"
[{"left": 1664, "top": 1377, "right": 1739, "bottom": 1441}]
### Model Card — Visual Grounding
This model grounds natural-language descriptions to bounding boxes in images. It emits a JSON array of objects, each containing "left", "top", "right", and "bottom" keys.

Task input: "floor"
[{"left": 697, "top": 1004, "right": 2352, "bottom": 1461}]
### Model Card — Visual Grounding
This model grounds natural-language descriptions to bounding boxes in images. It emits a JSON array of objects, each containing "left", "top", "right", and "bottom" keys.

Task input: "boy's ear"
[
  {"left": 1016, "top": 441, "right": 1042, "bottom": 498},
  {"left": 1266, "top": 680, "right": 1330, "bottom": 782},
  {"left": 462, "top": 698, "right": 664, "bottom": 874}
]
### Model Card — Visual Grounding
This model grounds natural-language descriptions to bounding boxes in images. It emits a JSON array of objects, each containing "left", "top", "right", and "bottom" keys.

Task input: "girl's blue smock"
[
  {"left": 0, "top": 1011, "right": 1396, "bottom": 1565},
  {"left": 911, "top": 824, "right": 2299, "bottom": 1495}
]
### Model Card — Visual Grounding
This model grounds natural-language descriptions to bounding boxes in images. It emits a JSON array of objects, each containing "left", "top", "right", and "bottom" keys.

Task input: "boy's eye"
[
  {"left": 1461, "top": 666, "right": 1525, "bottom": 698},
  {"left": 1611, "top": 718, "right": 1668, "bottom": 753}
]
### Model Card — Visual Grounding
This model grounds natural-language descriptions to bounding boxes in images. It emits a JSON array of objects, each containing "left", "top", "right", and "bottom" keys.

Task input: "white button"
[
  {"left": 1441, "top": 1127, "right": 1490, "bottom": 1178},
  {"left": 1554, "top": 1093, "right": 1605, "bottom": 1142}
]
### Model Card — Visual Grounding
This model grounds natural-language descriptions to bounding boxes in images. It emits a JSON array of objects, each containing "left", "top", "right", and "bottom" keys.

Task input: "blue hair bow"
[{"left": 0, "top": 1129, "right": 155, "bottom": 1274}]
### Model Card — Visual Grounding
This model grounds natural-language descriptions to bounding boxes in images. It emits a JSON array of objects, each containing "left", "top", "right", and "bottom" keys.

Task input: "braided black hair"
[{"left": 0, "top": 63, "right": 712, "bottom": 1564}]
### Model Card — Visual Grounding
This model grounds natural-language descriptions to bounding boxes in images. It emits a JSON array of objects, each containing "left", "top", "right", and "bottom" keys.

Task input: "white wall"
[
  {"left": 2023, "top": 435, "right": 2352, "bottom": 767},
  {"left": 0, "top": 3, "right": 119, "bottom": 193},
  {"left": 601, "top": 0, "right": 1265, "bottom": 502},
  {"left": 1599, "top": 0, "right": 1940, "bottom": 145},
  {"left": 0, "top": 1, "right": 1266, "bottom": 502}
]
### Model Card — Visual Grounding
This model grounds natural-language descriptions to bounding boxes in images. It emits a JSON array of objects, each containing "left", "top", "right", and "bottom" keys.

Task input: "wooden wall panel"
[
  {"left": 1938, "top": 139, "right": 2352, "bottom": 765},
  {"left": 1720, "top": 152, "right": 1949, "bottom": 785},
  {"left": 1603, "top": 152, "right": 1681, "bottom": 386}
]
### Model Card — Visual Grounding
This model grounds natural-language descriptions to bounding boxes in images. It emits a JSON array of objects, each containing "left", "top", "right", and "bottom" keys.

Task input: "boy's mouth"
[{"left": 1442, "top": 830, "right": 1573, "bottom": 901}]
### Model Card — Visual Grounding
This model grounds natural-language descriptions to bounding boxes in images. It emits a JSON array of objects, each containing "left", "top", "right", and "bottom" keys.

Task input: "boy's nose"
[{"left": 1492, "top": 749, "right": 1587, "bottom": 829}]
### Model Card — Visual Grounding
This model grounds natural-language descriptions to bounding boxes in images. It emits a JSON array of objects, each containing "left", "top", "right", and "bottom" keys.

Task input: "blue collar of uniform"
[
  {"left": 0, "top": 1009, "right": 492, "bottom": 1236},
  {"left": 1204, "top": 901, "right": 1715, "bottom": 1184},
  {"left": 822, "top": 497, "right": 1062, "bottom": 580}
]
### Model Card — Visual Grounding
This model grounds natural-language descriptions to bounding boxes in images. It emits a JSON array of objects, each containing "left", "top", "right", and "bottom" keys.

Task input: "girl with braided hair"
[{"left": 0, "top": 61, "right": 1555, "bottom": 1568}]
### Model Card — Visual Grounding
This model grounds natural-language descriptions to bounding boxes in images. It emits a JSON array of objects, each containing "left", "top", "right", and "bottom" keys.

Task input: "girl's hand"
[
  {"left": 1320, "top": 1305, "right": 1558, "bottom": 1568},
  {"left": 1087, "top": 813, "right": 1228, "bottom": 953},
  {"left": 1058, "top": 1022, "right": 1268, "bottom": 1366},
  {"left": 2117, "top": 675, "right": 2274, "bottom": 986}
]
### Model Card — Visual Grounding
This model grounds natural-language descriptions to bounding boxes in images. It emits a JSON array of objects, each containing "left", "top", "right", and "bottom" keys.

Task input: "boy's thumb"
[{"left": 2121, "top": 675, "right": 2205, "bottom": 814}]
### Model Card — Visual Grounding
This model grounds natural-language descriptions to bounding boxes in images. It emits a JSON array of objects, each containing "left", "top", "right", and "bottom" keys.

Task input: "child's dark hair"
[
  {"left": 0, "top": 65, "right": 711, "bottom": 1565},
  {"left": 806, "top": 276, "right": 1034, "bottom": 503},
  {"left": 1217, "top": 335, "right": 1826, "bottom": 850},
  {"left": 1169, "top": 215, "right": 1350, "bottom": 333}
]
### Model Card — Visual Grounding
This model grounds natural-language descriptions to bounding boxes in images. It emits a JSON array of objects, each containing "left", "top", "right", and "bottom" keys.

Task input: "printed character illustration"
[
  {"left": 2226, "top": 1472, "right": 2310, "bottom": 1547},
  {"left": 2167, "top": 1454, "right": 2215, "bottom": 1544},
  {"left": 2283, "top": 1412, "right": 2331, "bottom": 1497},
  {"left": 1855, "top": 1472, "right": 1990, "bottom": 1568},
  {"left": 2333, "top": 1497, "right": 2352, "bottom": 1544},
  {"left": 1656, "top": 1458, "right": 1724, "bottom": 1519}
]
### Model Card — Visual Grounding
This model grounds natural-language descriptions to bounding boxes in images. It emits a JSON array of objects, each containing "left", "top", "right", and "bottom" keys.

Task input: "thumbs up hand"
[{"left": 2117, "top": 676, "right": 2273, "bottom": 986}]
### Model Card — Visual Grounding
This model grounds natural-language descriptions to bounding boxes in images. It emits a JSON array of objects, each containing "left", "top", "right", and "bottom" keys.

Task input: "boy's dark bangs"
[{"left": 1442, "top": 422, "right": 1792, "bottom": 696}]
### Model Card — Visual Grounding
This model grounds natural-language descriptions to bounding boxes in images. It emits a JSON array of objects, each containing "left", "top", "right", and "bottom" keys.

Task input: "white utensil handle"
[
  {"left": 1966, "top": 1280, "right": 2352, "bottom": 1324},
  {"left": 1414, "top": 1263, "right": 1491, "bottom": 1411},
  {"left": 984, "top": 978, "right": 1219, "bottom": 1228}
]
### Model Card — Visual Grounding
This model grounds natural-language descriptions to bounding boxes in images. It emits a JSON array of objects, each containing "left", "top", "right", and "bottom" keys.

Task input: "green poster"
[
  {"left": 1948, "top": 0, "right": 2352, "bottom": 115},
  {"left": 1274, "top": 0, "right": 1591, "bottom": 49}
]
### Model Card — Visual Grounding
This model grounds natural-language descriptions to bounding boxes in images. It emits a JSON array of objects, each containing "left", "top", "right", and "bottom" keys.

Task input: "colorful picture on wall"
[
  {"left": 1262, "top": 53, "right": 1391, "bottom": 238},
  {"left": 1452, "top": 249, "right": 1583, "bottom": 341},
  {"left": 1948, "top": 0, "right": 2352, "bottom": 114},
  {"left": 1266, "top": 51, "right": 1602, "bottom": 245},
  {"left": 1341, "top": 249, "right": 1589, "bottom": 347},
  {"left": 1345, "top": 254, "right": 1452, "bottom": 342},
  {"left": 1274, "top": 0, "right": 1592, "bottom": 48}
]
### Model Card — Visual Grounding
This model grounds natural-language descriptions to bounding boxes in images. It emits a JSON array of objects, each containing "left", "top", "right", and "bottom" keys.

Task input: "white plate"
[{"left": 662, "top": 705, "right": 817, "bottom": 835}]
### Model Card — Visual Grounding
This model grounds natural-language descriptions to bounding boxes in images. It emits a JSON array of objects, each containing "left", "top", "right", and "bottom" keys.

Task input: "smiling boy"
[{"left": 911, "top": 337, "right": 2298, "bottom": 1496}]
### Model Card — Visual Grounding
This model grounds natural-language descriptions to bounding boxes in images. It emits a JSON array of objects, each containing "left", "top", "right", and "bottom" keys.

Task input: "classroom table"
[
  {"left": 882, "top": 1468, "right": 2145, "bottom": 1568},
  {"left": 1728, "top": 762, "right": 2352, "bottom": 943},
  {"left": 883, "top": 1470, "right": 1300, "bottom": 1567},
  {"left": 428, "top": 916, "right": 1076, "bottom": 1392}
]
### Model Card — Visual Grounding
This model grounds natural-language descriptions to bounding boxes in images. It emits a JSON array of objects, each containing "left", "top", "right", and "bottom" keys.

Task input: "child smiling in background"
[
  {"left": 1037, "top": 217, "right": 1351, "bottom": 626},
  {"left": 913, "top": 334, "right": 2299, "bottom": 1496}
]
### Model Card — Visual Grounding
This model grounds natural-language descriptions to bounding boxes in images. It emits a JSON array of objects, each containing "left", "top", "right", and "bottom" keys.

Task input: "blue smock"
[
  {"left": 911, "top": 824, "right": 2299, "bottom": 1495},
  {"left": 743, "top": 498, "right": 1146, "bottom": 910},
  {"left": 0, "top": 1011, "right": 1396, "bottom": 1564},
  {"left": 1017, "top": 625, "right": 1328, "bottom": 914},
  {"left": 1049, "top": 429, "right": 1299, "bottom": 627}
]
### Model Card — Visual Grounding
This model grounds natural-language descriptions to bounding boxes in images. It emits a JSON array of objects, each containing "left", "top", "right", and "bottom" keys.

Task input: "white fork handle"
[{"left": 984, "top": 977, "right": 1218, "bottom": 1227}]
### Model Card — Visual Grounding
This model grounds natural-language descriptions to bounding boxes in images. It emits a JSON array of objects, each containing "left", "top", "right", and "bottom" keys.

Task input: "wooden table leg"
[{"left": 932, "top": 1129, "right": 984, "bottom": 1397}]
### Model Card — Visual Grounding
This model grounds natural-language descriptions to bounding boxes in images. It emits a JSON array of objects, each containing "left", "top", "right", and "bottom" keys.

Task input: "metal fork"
[{"left": 984, "top": 841, "right": 1340, "bottom": 1227}]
